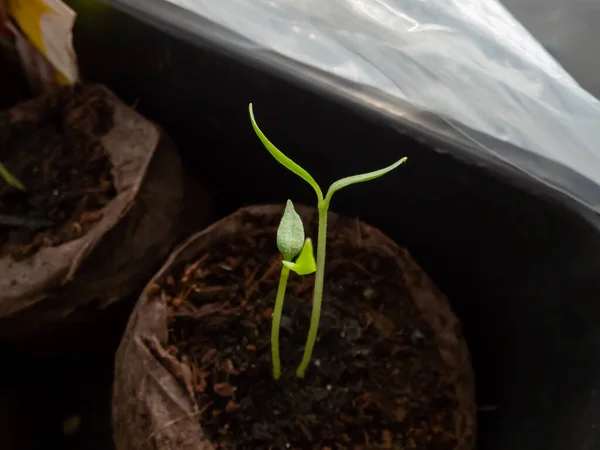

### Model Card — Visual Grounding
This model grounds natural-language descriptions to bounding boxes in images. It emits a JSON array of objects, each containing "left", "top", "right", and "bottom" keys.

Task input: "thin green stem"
[
  {"left": 296, "top": 202, "right": 328, "bottom": 378},
  {"left": 271, "top": 264, "right": 291, "bottom": 380}
]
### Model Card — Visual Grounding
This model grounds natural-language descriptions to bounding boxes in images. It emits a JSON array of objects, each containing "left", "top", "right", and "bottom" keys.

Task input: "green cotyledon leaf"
[
  {"left": 249, "top": 103, "right": 323, "bottom": 202},
  {"left": 283, "top": 237, "right": 316, "bottom": 276},
  {"left": 324, "top": 157, "right": 407, "bottom": 205}
]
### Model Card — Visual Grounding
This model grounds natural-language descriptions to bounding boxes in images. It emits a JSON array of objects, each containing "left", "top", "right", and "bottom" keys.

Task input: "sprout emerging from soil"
[
  {"left": 272, "top": 200, "right": 317, "bottom": 379},
  {"left": 0, "top": 161, "right": 25, "bottom": 190},
  {"left": 249, "top": 103, "right": 407, "bottom": 378}
]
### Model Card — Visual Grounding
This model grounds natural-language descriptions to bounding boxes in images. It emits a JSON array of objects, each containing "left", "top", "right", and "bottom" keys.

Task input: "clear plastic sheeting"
[{"left": 110, "top": 0, "right": 600, "bottom": 216}]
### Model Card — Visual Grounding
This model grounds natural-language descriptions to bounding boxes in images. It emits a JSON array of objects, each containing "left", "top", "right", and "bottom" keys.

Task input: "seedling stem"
[{"left": 272, "top": 265, "right": 291, "bottom": 379}]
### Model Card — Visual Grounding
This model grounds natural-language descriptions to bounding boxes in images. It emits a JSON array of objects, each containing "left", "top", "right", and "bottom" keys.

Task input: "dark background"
[{"left": 1, "top": 1, "right": 600, "bottom": 449}]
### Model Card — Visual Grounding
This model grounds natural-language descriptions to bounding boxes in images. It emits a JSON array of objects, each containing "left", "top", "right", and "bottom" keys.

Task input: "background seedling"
[
  {"left": 249, "top": 103, "right": 407, "bottom": 378},
  {"left": 0, "top": 161, "right": 25, "bottom": 190}
]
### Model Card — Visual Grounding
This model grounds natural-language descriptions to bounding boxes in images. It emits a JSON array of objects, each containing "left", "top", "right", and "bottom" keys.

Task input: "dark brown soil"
[
  {"left": 0, "top": 86, "right": 117, "bottom": 261},
  {"left": 161, "top": 211, "right": 463, "bottom": 449}
]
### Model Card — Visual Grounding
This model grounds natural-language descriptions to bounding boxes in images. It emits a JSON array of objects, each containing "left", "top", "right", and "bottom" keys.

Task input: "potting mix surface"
[
  {"left": 162, "top": 212, "right": 462, "bottom": 449},
  {"left": 0, "top": 86, "right": 116, "bottom": 260}
]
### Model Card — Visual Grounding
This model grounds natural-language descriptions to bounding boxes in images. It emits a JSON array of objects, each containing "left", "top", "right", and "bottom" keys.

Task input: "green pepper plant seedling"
[
  {"left": 249, "top": 103, "right": 407, "bottom": 378},
  {"left": 0, "top": 161, "right": 25, "bottom": 191},
  {"left": 272, "top": 199, "right": 317, "bottom": 379}
]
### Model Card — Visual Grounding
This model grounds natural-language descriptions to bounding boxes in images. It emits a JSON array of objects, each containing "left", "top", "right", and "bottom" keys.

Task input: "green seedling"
[
  {"left": 272, "top": 200, "right": 316, "bottom": 379},
  {"left": 0, "top": 161, "right": 25, "bottom": 191},
  {"left": 249, "top": 103, "right": 407, "bottom": 378}
]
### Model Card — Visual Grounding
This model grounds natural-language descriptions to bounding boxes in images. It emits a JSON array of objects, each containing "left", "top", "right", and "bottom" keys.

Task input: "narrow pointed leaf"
[
  {"left": 325, "top": 157, "right": 406, "bottom": 204},
  {"left": 0, "top": 162, "right": 25, "bottom": 191},
  {"left": 289, "top": 238, "right": 316, "bottom": 275},
  {"left": 249, "top": 104, "right": 323, "bottom": 201},
  {"left": 277, "top": 200, "right": 305, "bottom": 261}
]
